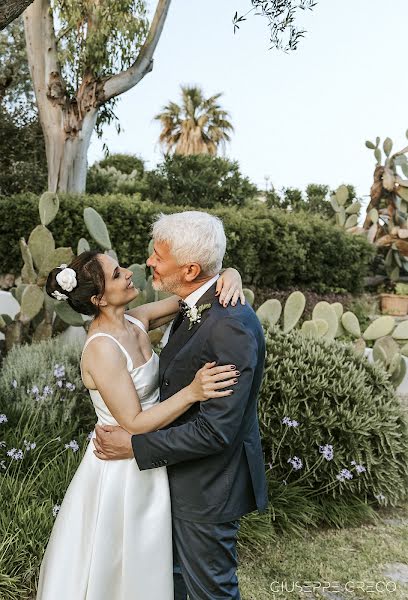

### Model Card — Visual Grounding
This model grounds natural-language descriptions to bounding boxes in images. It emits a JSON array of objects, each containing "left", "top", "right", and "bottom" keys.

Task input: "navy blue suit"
[{"left": 132, "top": 283, "right": 267, "bottom": 599}]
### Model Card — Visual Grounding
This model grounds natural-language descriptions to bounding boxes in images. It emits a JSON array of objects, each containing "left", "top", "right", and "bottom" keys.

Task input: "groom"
[{"left": 94, "top": 211, "right": 268, "bottom": 599}]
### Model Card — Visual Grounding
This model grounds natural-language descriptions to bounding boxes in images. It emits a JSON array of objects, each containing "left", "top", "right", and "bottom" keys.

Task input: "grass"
[{"left": 238, "top": 502, "right": 408, "bottom": 599}]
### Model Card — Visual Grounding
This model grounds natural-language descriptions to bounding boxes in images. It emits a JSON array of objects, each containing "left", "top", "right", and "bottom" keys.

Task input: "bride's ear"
[{"left": 91, "top": 294, "right": 107, "bottom": 309}]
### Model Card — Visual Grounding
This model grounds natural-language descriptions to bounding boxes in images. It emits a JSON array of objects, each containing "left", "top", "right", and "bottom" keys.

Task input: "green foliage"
[
  {"left": 0, "top": 19, "right": 35, "bottom": 108},
  {"left": 233, "top": 1, "right": 317, "bottom": 53},
  {"left": 145, "top": 154, "right": 258, "bottom": 208},
  {"left": 0, "top": 106, "right": 47, "bottom": 196},
  {"left": 98, "top": 153, "right": 145, "bottom": 176},
  {"left": 265, "top": 183, "right": 357, "bottom": 220},
  {"left": 259, "top": 327, "right": 408, "bottom": 505},
  {"left": 0, "top": 194, "right": 375, "bottom": 294},
  {"left": 0, "top": 20, "right": 47, "bottom": 197},
  {"left": 54, "top": 1, "right": 148, "bottom": 86},
  {"left": 86, "top": 164, "right": 147, "bottom": 196},
  {"left": 0, "top": 338, "right": 94, "bottom": 599},
  {"left": 86, "top": 154, "right": 147, "bottom": 195}
]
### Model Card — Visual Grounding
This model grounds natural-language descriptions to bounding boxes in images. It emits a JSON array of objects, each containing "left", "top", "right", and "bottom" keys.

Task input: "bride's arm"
[
  {"left": 127, "top": 267, "right": 246, "bottom": 331},
  {"left": 86, "top": 338, "right": 239, "bottom": 435}
]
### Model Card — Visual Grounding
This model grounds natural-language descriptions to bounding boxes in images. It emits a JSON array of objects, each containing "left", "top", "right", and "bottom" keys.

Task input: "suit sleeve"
[{"left": 131, "top": 317, "right": 259, "bottom": 470}]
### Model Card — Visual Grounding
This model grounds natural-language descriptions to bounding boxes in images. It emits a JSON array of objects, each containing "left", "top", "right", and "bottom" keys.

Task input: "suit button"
[{"left": 164, "top": 379, "right": 169, "bottom": 387}]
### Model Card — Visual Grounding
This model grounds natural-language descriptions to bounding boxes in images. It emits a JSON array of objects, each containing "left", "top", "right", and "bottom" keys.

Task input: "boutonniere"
[{"left": 185, "top": 303, "right": 212, "bottom": 330}]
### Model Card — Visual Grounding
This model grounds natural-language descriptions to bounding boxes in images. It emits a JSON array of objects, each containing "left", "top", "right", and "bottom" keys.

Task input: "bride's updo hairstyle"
[{"left": 46, "top": 251, "right": 105, "bottom": 316}]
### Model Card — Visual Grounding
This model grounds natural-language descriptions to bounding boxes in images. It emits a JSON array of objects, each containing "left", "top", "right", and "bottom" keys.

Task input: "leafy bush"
[
  {"left": 0, "top": 194, "right": 375, "bottom": 293},
  {"left": 0, "top": 338, "right": 93, "bottom": 599},
  {"left": 145, "top": 154, "right": 259, "bottom": 208},
  {"left": 86, "top": 154, "right": 146, "bottom": 195},
  {"left": 265, "top": 183, "right": 357, "bottom": 220},
  {"left": 259, "top": 327, "right": 408, "bottom": 505},
  {"left": 98, "top": 153, "right": 145, "bottom": 176},
  {"left": 0, "top": 107, "right": 47, "bottom": 196}
]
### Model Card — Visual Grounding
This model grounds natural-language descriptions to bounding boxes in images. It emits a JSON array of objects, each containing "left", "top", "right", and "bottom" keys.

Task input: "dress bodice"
[{"left": 80, "top": 315, "right": 160, "bottom": 426}]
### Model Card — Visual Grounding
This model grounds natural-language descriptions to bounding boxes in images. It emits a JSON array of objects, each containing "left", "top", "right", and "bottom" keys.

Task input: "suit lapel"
[{"left": 160, "top": 283, "right": 217, "bottom": 380}]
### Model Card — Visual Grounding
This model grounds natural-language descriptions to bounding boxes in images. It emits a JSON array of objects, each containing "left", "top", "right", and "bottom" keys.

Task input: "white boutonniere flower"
[{"left": 185, "top": 303, "right": 212, "bottom": 330}]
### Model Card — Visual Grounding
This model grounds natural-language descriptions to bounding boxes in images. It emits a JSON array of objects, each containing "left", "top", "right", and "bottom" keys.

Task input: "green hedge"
[{"left": 0, "top": 194, "right": 375, "bottom": 292}]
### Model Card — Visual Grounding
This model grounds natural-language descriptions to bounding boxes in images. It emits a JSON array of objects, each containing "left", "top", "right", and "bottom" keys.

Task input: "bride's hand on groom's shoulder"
[
  {"left": 93, "top": 424, "right": 133, "bottom": 461},
  {"left": 216, "top": 268, "right": 246, "bottom": 308}
]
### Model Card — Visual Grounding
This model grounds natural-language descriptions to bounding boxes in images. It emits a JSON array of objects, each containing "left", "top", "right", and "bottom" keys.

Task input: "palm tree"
[{"left": 154, "top": 85, "right": 234, "bottom": 156}]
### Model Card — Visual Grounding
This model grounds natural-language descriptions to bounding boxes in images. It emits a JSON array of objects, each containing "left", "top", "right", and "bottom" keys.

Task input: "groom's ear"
[{"left": 184, "top": 263, "right": 202, "bottom": 282}]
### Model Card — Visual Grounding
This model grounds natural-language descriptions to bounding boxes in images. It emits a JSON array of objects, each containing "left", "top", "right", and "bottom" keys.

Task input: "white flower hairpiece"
[
  {"left": 52, "top": 290, "right": 68, "bottom": 301},
  {"left": 56, "top": 264, "right": 77, "bottom": 293}
]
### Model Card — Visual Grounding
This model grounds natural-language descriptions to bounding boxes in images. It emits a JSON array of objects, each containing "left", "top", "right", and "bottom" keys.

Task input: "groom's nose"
[{"left": 146, "top": 254, "right": 155, "bottom": 268}]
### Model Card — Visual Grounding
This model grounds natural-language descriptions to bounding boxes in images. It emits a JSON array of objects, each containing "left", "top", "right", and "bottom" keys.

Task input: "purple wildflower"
[
  {"left": 287, "top": 456, "right": 303, "bottom": 470},
  {"left": 319, "top": 444, "right": 334, "bottom": 461}
]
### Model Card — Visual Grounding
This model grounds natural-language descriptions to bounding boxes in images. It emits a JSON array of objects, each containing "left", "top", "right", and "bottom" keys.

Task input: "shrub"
[
  {"left": 0, "top": 338, "right": 93, "bottom": 599},
  {"left": 0, "top": 195, "right": 375, "bottom": 293},
  {"left": 86, "top": 154, "right": 146, "bottom": 195},
  {"left": 98, "top": 153, "right": 145, "bottom": 176},
  {"left": 145, "top": 154, "right": 259, "bottom": 208},
  {"left": 0, "top": 107, "right": 47, "bottom": 196},
  {"left": 259, "top": 327, "right": 408, "bottom": 505},
  {"left": 265, "top": 183, "right": 357, "bottom": 220}
]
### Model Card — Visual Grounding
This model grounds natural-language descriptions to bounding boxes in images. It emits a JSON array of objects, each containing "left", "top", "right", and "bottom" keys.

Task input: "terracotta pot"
[{"left": 379, "top": 293, "right": 408, "bottom": 316}]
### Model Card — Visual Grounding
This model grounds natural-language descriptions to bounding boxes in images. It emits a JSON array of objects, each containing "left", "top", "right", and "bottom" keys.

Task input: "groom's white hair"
[{"left": 152, "top": 211, "right": 227, "bottom": 276}]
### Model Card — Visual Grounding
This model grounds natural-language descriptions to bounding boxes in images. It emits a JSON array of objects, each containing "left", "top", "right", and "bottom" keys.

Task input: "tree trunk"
[
  {"left": 45, "top": 108, "right": 98, "bottom": 193},
  {"left": 23, "top": 0, "right": 171, "bottom": 193},
  {"left": 23, "top": 0, "right": 99, "bottom": 193},
  {"left": 0, "top": 0, "right": 34, "bottom": 30}
]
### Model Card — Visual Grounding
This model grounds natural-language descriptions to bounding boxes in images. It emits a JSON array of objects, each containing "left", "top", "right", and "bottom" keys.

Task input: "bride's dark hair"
[{"left": 46, "top": 251, "right": 105, "bottom": 316}]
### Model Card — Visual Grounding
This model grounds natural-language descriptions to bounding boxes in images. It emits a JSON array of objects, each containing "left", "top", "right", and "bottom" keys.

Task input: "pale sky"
[{"left": 88, "top": 0, "right": 408, "bottom": 205}]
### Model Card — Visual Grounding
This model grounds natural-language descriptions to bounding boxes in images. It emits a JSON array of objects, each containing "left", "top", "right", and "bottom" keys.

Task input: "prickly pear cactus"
[
  {"left": 243, "top": 288, "right": 255, "bottom": 306},
  {"left": 256, "top": 299, "right": 282, "bottom": 328},
  {"left": 39, "top": 192, "right": 59, "bottom": 226},
  {"left": 84, "top": 207, "right": 112, "bottom": 250},
  {"left": 330, "top": 185, "right": 362, "bottom": 232},
  {"left": 312, "top": 302, "right": 338, "bottom": 340},
  {"left": 283, "top": 291, "right": 305, "bottom": 332}
]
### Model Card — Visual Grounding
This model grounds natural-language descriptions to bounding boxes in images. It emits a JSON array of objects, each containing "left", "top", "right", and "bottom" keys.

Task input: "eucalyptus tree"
[
  {"left": 23, "top": 0, "right": 171, "bottom": 193},
  {"left": 233, "top": 0, "right": 317, "bottom": 52}
]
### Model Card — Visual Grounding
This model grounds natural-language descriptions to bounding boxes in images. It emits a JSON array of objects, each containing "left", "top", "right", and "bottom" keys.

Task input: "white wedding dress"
[{"left": 36, "top": 315, "right": 173, "bottom": 600}]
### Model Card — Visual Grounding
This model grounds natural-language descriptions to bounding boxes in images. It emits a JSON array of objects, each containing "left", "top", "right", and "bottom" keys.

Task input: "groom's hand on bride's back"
[{"left": 93, "top": 424, "right": 133, "bottom": 460}]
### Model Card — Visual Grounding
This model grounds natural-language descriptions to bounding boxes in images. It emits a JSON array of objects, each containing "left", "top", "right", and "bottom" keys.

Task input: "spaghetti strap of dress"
[
  {"left": 80, "top": 333, "right": 134, "bottom": 377},
  {"left": 124, "top": 313, "right": 148, "bottom": 334}
]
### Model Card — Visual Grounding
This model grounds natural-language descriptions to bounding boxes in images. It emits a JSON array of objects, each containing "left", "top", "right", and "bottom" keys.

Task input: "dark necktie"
[{"left": 169, "top": 300, "right": 189, "bottom": 337}]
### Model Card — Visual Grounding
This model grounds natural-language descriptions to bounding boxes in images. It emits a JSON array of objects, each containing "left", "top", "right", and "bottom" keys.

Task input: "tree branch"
[
  {"left": 100, "top": 0, "right": 171, "bottom": 103},
  {"left": 0, "top": 0, "right": 34, "bottom": 31}
]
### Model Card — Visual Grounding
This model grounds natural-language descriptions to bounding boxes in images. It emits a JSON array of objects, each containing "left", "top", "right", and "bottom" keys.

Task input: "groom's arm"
[{"left": 132, "top": 317, "right": 260, "bottom": 470}]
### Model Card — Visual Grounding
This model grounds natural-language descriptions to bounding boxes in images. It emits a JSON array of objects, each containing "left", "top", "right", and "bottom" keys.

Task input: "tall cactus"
[{"left": 364, "top": 133, "right": 408, "bottom": 280}]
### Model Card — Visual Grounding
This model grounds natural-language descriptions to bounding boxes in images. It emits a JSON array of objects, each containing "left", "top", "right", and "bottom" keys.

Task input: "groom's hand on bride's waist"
[{"left": 93, "top": 424, "right": 133, "bottom": 460}]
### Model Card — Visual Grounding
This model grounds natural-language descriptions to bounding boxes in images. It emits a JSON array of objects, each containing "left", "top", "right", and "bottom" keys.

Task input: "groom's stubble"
[{"left": 151, "top": 270, "right": 185, "bottom": 296}]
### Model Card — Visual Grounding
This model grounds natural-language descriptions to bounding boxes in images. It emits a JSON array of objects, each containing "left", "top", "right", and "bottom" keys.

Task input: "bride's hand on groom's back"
[{"left": 189, "top": 361, "right": 240, "bottom": 402}]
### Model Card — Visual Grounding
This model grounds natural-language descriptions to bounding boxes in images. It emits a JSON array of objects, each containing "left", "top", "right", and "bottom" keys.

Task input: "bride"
[{"left": 36, "top": 250, "right": 245, "bottom": 600}]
